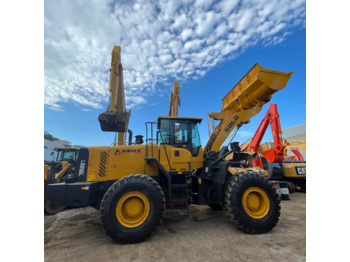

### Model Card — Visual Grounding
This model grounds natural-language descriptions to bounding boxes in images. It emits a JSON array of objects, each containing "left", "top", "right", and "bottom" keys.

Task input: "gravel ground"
[{"left": 44, "top": 192, "right": 306, "bottom": 262}]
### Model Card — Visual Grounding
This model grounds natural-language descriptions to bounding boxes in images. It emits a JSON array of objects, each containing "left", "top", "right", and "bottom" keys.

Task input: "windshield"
[
  {"left": 174, "top": 122, "right": 188, "bottom": 144},
  {"left": 56, "top": 150, "right": 78, "bottom": 162}
]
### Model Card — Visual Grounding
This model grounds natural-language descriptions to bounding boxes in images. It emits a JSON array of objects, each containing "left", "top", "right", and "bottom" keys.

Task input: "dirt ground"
[{"left": 44, "top": 192, "right": 306, "bottom": 262}]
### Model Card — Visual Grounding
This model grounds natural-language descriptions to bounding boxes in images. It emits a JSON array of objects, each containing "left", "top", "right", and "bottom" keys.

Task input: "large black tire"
[
  {"left": 100, "top": 174, "right": 165, "bottom": 244},
  {"left": 223, "top": 172, "right": 280, "bottom": 234},
  {"left": 44, "top": 200, "right": 65, "bottom": 215}
]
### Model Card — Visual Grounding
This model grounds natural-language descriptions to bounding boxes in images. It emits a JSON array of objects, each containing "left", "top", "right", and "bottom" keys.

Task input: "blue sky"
[
  {"left": 4, "top": 1, "right": 350, "bottom": 259},
  {"left": 44, "top": 0, "right": 306, "bottom": 147}
]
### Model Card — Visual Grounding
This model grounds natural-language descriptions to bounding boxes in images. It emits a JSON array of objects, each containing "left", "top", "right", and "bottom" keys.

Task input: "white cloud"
[
  {"left": 214, "top": 22, "right": 228, "bottom": 38},
  {"left": 171, "top": 13, "right": 191, "bottom": 31},
  {"left": 215, "top": 0, "right": 240, "bottom": 16},
  {"left": 184, "top": 39, "right": 204, "bottom": 51},
  {"left": 194, "top": 0, "right": 214, "bottom": 10},
  {"left": 126, "top": 96, "right": 147, "bottom": 109},
  {"left": 236, "top": 9, "right": 255, "bottom": 32},
  {"left": 195, "top": 11, "right": 221, "bottom": 37},
  {"left": 180, "top": 28, "right": 193, "bottom": 41},
  {"left": 168, "top": 39, "right": 183, "bottom": 55},
  {"left": 44, "top": 0, "right": 306, "bottom": 110},
  {"left": 159, "top": 54, "right": 173, "bottom": 64}
]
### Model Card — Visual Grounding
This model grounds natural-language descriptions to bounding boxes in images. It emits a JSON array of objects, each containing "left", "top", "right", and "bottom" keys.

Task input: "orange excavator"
[
  {"left": 246, "top": 103, "right": 285, "bottom": 168},
  {"left": 241, "top": 103, "right": 306, "bottom": 192}
]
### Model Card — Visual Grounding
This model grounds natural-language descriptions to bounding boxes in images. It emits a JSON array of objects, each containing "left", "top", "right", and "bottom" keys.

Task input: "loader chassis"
[
  {"left": 47, "top": 117, "right": 280, "bottom": 243},
  {"left": 48, "top": 118, "right": 251, "bottom": 208},
  {"left": 46, "top": 62, "right": 293, "bottom": 243}
]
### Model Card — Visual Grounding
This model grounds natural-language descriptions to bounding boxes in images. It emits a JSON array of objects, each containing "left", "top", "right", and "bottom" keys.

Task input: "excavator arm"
[
  {"left": 168, "top": 81, "right": 180, "bottom": 117},
  {"left": 249, "top": 103, "right": 285, "bottom": 164},
  {"left": 204, "top": 64, "right": 293, "bottom": 154},
  {"left": 98, "top": 46, "right": 131, "bottom": 144},
  {"left": 243, "top": 103, "right": 305, "bottom": 168}
]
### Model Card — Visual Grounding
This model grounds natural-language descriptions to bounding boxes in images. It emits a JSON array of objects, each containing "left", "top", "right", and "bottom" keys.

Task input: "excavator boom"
[
  {"left": 250, "top": 103, "right": 285, "bottom": 163},
  {"left": 98, "top": 46, "right": 131, "bottom": 136},
  {"left": 168, "top": 81, "right": 180, "bottom": 117},
  {"left": 204, "top": 64, "right": 293, "bottom": 153}
]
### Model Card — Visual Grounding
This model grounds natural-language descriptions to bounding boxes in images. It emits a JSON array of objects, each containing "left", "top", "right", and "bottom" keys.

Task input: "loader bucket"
[
  {"left": 261, "top": 148, "right": 284, "bottom": 163},
  {"left": 221, "top": 64, "right": 293, "bottom": 112},
  {"left": 98, "top": 111, "right": 131, "bottom": 132}
]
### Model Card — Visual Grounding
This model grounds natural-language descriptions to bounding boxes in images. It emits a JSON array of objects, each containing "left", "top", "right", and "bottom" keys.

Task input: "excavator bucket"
[
  {"left": 98, "top": 111, "right": 131, "bottom": 132},
  {"left": 261, "top": 148, "right": 285, "bottom": 163},
  {"left": 221, "top": 63, "right": 294, "bottom": 112}
]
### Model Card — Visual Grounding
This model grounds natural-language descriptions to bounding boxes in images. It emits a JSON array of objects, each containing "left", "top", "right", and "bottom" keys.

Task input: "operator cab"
[{"left": 157, "top": 116, "right": 202, "bottom": 157}]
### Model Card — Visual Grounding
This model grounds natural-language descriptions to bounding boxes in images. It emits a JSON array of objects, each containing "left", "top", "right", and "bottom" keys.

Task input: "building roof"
[{"left": 282, "top": 123, "right": 306, "bottom": 138}]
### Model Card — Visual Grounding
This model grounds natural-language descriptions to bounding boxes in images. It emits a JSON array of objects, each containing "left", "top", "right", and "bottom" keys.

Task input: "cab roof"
[
  {"left": 158, "top": 116, "right": 202, "bottom": 124},
  {"left": 54, "top": 147, "right": 80, "bottom": 150}
]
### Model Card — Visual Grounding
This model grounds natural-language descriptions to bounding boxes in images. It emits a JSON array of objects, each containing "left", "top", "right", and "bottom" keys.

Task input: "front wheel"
[
  {"left": 44, "top": 200, "right": 65, "bottom": 215},
  {"left": 223, "top": 172, "right": 280, "bottom": 234},
  {"left": 100, "top": 174, "right": 165, "bottom": 244}
]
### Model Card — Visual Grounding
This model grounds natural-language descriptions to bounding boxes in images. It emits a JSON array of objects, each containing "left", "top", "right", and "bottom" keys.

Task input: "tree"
[{"left": 44, "top": 132, "right": 59, "bottom": 141}]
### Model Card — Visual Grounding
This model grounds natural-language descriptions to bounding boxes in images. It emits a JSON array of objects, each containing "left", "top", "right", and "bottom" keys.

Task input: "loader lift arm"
[
  {"left": 98, "top": 46, "right": 131, "bottom": 145},
  {"left": 204, "top": 64, "right": 293, "bottom": 154}
]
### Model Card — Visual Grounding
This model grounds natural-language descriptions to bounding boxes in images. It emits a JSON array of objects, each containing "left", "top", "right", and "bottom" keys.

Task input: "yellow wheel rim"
[
  {"left": 242, "top": 187, "right": 270, "bottom": 219},
  {"left": 116, "top": 191, "right": 150, "bottom": 228}
]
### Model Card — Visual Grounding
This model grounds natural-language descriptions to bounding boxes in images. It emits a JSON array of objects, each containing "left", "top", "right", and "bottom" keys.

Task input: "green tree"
[{"left": 44, "top": 132, "right": 59, "bottom": 141}]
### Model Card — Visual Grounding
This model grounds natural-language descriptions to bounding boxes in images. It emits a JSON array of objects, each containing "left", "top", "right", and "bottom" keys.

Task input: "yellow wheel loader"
[
  {"left": 46, "top": 47, "right": 293, "bottom": 243},
  {"left": 44, "top": 147, "right": 79, "bottom": 214}
]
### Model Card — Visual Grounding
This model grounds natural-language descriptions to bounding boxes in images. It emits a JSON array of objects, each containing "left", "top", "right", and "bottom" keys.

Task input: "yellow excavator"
[
  {"left": 46, "top": 48, "right": 293, "bottom": 244},
  {"left": 168, "top": 81, "right": 180, "bottom": 117},
  {"left": 45, "top": 47, "right": 131, "bottom": 214},
  {"left": 98, "top": 46, "right": 131, "bottom": 145}
]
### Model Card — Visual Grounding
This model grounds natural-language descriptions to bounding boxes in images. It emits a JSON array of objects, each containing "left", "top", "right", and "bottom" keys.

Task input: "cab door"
[
  {"left": 158, "top": 118, "right": 204, "bottom": 171},
  {"left": 170, "top": 121, "right": 192, "bottom": 170},
  {"left": 173, "top": 121, "right": 190, "bottom": 152}
]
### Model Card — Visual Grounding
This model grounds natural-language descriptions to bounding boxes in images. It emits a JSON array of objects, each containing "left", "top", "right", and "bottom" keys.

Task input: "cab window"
[
  {"left": 158, "top": 119, "right": 171, "bottom": 144},
  {"left": 56, "top": 150, "right": 78, "bottom": 161},
  {"left": 191, "top": 123, "right": 201, "bottom": 156},
  {"left": 174, "top": 122, "right": 188, "bottom": 144}
]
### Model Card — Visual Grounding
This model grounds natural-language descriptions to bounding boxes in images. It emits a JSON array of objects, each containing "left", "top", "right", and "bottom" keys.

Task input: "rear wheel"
[
  {"left": 223, "top": 171, "right": 280, "bottom": 234},
  {"left": 100, "top": 174, "right": 165, "bottom": 244}
]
